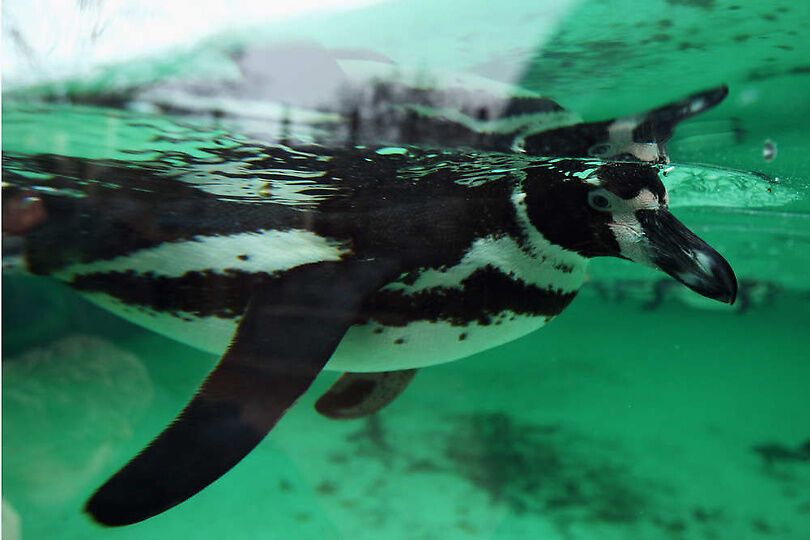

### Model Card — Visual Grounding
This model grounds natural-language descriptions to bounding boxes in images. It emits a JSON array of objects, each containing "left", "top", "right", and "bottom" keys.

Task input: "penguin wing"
[
  {"left": 85, "top": 258, "right": 399, "bottom": 526},
  {"left": 315, "top": 369, "right": 418, "bottom": 419}
]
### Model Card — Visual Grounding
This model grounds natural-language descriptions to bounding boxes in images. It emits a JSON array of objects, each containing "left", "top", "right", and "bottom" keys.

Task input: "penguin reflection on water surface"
[{"left": 2, "top": 101, "right": 736, "bottom": 527}]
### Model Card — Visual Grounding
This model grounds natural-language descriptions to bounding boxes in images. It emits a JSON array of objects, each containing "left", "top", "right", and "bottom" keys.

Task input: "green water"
[{"left": 3, "top": 1, "right": 810, "bottom": 539}]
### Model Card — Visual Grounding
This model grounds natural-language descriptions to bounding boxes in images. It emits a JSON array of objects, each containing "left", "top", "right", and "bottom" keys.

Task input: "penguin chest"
[
  {"left": 59, "top": 234, "right": 587, "bottom": 372},
  {"left": 329, "top": 236, "right": 588, "bottom": 372},
  {"left": 77, "top": 292, "right": 563, "bottom": 372},
  {"left": 328, "top": 313, "right": 553, "bottom": 372}
]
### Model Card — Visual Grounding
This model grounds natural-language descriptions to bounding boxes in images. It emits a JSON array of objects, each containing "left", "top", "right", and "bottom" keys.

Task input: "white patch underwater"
[
  {"left": 384, "top": 234, "right": 583, "bottom": 295},
  {"left": 328, "top": 314, "right": 552, "bottom": 371},
  {"left": 79, "top": 293, "right": 554, "bottom": 372},
  {"left": 59, "top": 230, "right": 349, "bottom": 279}
]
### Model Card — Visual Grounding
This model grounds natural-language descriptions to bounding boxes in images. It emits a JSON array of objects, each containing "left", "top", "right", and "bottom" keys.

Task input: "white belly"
[
  {"left": 328, "top": 314, "right": 549, "bottom": 371},
  {"left": 80, "top": 292, "right": 550, "bottom": 372}
]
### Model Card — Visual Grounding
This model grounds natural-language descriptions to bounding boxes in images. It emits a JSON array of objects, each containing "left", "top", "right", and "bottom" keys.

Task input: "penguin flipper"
[
  {"left": 315, "top": 369, "right": 418, "bottom": 419},
  {"left": 85, "top": 259, "right": 398, "bottom": 526}
]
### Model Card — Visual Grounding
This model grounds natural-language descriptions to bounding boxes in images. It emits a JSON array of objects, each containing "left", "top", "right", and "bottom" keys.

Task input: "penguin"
[{"left": 3, "top": 137, "right": 737, "bottom": 526}]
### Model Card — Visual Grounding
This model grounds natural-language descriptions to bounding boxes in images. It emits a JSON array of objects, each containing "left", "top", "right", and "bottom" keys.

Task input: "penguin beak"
[{"left": 636, "top": 209, "right": 738, "bottom": 304}]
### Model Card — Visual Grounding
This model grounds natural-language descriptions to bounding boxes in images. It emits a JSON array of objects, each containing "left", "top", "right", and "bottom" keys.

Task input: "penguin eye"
[{"left": 588, "top": 192, "right": 613, "bottom": 211}]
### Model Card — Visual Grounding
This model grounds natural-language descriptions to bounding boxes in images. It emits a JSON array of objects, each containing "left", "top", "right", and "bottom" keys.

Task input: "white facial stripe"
[
  {"left": 608, "top": 216, "right": 649, "bottom": 264},
  {"left": 607, "top": 189, "right": 662, "bottom": 264},
  {"left": 58, "top": 230, "right": 349, "bottom": 279},
  {"left": 607, "top": 118, "right": 663, "bottom": 162},
  {"left": 511, "top": 186, "right": 588, "bottom": 281},
  {"left": 630, "top": 188, "right": 661, "bottom": 210},
  {"left": 388, "top": 186, "right": 587, "bottom": 296},
  {"left": 627, "top": 143, "right": 663, "bottom": 162},
  {"left": 573, "top": 181, "right": 667, "bottom": 264}
]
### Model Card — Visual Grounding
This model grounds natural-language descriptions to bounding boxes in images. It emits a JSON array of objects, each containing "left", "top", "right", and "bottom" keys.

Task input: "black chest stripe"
[
  {"left": 71, "top": 270, "right": 266, "bottom": 319},
  {"left": 359, "top": 265, "right": 576, "bottom": 327},
  {"left": 71, "top": 265, "right": 576, "bottom": 325}
]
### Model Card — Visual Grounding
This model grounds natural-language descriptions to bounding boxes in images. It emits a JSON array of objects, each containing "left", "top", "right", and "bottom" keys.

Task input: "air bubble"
[{"left": 762, "top": 139, "right": 777, "bottom": 162}]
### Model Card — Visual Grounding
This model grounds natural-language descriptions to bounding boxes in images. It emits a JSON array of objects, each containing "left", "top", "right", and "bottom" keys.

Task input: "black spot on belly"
[
  {"left": 373, "top": 327, "right": 384, "bottom": 334},
  {"left": 554, "top": 263, "right": 574, "bottom": 274},
  {"left": 458, "top": 333, "right": 467, "bottom": 341},
  {"left": 237, "top": 254, "right": 250, "bottom": 261},
  {"left": 394, "top": 338, "right": 405, "bottom": 345}
]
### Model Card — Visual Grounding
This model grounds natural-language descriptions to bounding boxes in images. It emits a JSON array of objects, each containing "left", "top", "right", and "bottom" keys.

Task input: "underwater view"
[{"left": 2, "top": 1, "right": 809, "bottom": 539}]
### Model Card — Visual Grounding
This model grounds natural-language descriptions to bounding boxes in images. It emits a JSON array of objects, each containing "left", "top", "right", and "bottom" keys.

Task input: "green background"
[{"left": 3, "top": 0, "right": 809, "bottom": 538}]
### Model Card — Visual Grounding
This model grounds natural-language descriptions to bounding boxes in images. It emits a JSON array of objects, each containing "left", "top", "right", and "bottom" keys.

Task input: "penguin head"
[{"left": 523, "top": 161, "right": 737, "bottom": 304}]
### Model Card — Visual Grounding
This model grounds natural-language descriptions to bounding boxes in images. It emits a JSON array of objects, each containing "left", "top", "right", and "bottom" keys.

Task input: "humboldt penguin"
[{"left": 3, "top": 134, "right": 737, "bottom": 525}]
